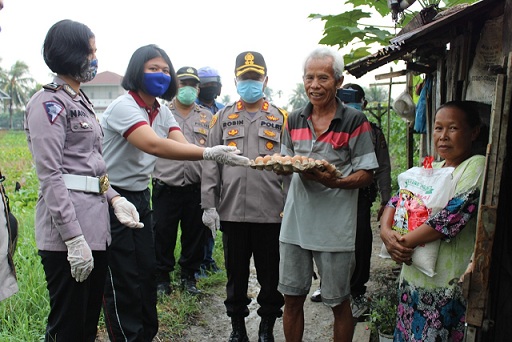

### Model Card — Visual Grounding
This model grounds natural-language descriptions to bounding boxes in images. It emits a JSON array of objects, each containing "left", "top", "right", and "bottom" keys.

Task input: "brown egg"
[
  {"left": 255, "top": 156, "right": 264, "bottom": 164},
  {"left": 291, "top": 155, "right": 303, "bottom": 164},
  {"left": 262, "top": 155, "right": 273, "bottom": 164},
  {"left": 271, "top": 154, "right": 283, "bottom": 163}
]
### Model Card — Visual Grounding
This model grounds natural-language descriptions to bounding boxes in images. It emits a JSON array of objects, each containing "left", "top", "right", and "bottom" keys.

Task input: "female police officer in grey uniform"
[{"left": 24, "top": 19, "right": 142, "bottom": 342}]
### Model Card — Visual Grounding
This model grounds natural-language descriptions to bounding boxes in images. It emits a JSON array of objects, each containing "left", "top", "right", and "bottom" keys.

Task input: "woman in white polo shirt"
[{"left": 100, "top": 44, "right": 249, "bottom": 342}]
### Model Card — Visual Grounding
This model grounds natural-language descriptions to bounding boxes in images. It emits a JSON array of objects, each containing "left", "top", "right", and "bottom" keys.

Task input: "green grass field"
[{"left": 0, "top": 130, "right": 226, "bottom": 341}]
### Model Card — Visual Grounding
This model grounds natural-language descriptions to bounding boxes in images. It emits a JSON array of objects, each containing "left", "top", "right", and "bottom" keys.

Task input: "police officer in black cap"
[{"left": 201, "top": 51, "right": 289, "bottom": 342}]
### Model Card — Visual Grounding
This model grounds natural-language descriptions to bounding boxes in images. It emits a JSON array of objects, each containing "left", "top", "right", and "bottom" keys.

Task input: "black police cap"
[{"left": 235, "top": 51, "right": 266, "bottom": 77}]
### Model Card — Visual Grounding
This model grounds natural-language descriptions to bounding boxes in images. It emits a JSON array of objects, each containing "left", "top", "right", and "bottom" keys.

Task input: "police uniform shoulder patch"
[
  {"left": 43, "top": 101, "right": 64, "bottom": 124},
  {"left": 236, "top": 100, "right": 244, "bottom": 111},
  {"left": 43, "top": 83, "right": 61, "bottom": 92},
  {"left": 261, "top": 101, "right": 270, "bottom": 112},
  {"left": 209, "top": 114, "right": 218, "bottom": 129},
  {"left": 277, "top": 107, "right": 288, "bottom": 121}
]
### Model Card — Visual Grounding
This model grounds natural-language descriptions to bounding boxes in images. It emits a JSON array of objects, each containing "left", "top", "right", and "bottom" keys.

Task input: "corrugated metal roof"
[{"left": 345, "top": 0, "right": 500, "bottom": 78}]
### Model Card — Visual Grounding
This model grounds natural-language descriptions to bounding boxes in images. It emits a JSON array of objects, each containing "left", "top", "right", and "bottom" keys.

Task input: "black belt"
[{"left": 153, "top": 179, "right": 200, "bottom": 193}]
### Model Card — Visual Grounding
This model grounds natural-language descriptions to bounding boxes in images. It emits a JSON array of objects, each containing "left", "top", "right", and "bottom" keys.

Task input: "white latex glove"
[
  {"left": 112, "top": 197, "right": 144, "bottom": 228},
  {"left": 203, "top": 145, "right": 251, "bottom": 167},
  {"left": 202, "top": 208, "right": 220, "bottom": 239},
  {"left": 65, "top": 235, "right": 94, "bottom": 282}
]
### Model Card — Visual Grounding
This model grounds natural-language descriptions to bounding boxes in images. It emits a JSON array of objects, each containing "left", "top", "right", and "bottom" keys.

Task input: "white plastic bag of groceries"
[{"left": 379, "top": 164, "right": 456, "bottom": 277}]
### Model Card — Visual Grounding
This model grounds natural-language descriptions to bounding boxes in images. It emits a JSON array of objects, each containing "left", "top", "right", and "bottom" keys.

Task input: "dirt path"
[{"left": 178, "top": 221, "right": 397, "bottom": 342}]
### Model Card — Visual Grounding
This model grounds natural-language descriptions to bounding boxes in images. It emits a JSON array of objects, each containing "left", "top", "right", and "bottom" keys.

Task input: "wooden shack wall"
[{"left": 486, "top": 2, "right": 512, "bottom": 339}]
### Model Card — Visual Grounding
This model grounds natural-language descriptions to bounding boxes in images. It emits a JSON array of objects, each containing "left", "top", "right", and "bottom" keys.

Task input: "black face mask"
[{"left": 199, "top": 86, "right": 218, "bottom": 101}]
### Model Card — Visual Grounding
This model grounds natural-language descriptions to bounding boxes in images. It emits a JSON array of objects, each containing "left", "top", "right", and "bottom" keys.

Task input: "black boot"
[
  {"left": 229, "top": 316, "right": 249, "bottom": 342},
  {"left": 258, "top": 316, "right": 276, "bottom": 342},
  {"left": 180, "top": 277, "right": 202, "bottom": 296}
]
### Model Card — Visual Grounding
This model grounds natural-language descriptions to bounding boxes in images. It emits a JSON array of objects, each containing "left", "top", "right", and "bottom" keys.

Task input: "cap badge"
[{"left": 244, "top": 53, "right": 255, "bottom": 66}]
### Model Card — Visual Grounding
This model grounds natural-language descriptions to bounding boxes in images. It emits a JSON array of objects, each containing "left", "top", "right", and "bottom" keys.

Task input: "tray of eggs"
[{"left": 250, "top": 154, "right": 342, "bottom": 178}]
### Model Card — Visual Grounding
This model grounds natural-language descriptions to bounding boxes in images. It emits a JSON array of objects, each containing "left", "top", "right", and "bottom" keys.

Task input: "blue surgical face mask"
[
  {"left": 345, "top": 102, "right": 362, "bottom": 110},
  {"left": 75, "top": 58, "right": 98, "bottom": 83},
  {"left": 143, "top": 72, "right": 171, "bottom": 97},
  {"left": 236, "top": 79, "right": 264, "bottom": 103},
  {"left": 177, "top": 86, "right": 198, "bottom": 105}
]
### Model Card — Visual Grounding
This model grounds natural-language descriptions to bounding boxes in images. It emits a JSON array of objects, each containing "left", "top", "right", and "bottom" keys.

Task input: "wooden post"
[{"left": 465, "top": 53, "right": 511, "bottom": 332}]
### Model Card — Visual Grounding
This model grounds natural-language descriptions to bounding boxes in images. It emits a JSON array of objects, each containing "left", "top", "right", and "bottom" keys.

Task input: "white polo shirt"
[{"left": 101, "top": 92, "right": 180, "bottom": 191}]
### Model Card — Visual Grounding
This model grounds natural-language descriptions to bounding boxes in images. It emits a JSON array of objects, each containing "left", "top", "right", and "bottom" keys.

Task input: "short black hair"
[
  {"left": 43, "top": 19, "right": 94, "bottom": 77},
  {"left": 437, "top": 100, "right": 488, "bottom": 155},
  {"left": 121, "top": 44, "right": 178, "bottom": 101},
  {"left": 437, "top": 100, "right": 482, "bottom": 129}
]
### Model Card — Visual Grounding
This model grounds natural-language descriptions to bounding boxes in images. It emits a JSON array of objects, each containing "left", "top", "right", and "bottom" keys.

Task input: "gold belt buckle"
[{"left": 99, "top": 174, "right": 109, "bottom": 194}]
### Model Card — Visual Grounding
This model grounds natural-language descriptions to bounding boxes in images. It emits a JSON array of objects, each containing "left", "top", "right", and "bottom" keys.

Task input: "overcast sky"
[{"left": 0, "top": 0, "right": 406, "bottom": 107}]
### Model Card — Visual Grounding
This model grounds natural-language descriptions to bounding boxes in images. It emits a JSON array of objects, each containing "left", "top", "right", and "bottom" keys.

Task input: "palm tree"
[
  {"left": 220, "top": 94, "right": 231, "bottom": 105},
  {"left": 288, "top": 83, "right": 308, "bottom": 111},
  {"left": 365, "top": 86, "right": 388, "bottom": 104},
  {"left": 263, "top": 86, "right": 274, "bottom": 103},
  {"left": 1, "top": 61, "right": 34, "bottom": 129}
]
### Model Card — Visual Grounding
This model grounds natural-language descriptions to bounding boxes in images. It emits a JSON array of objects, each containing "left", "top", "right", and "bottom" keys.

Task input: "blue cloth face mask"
[
  {"left": 236, "top": 79, "right": 264, "bottom": 103},
  {"left": 75, "top": 58, "right": 98, "bottom": 83},
  {"left": 177, "top": 86, "right": 198, "bottom": 105},
  {"left": 345, "top": 102, "right": 362, "bottom": 110},
  {"left": 144, "top": 72, "right": 171, "bottom": 97}
]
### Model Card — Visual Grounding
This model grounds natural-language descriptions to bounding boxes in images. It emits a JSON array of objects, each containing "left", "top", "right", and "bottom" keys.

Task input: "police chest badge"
[
  {"left": 228, "top": 129, "right": 239, "bottom": 136},
  {"left": 43, "top": 101, "right": 64, "bottom": 124}
]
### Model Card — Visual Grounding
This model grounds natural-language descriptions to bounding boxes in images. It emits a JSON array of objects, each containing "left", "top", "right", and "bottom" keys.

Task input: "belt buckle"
[{"left": 99, "top": 174, "right": 109, "bottom": 194}]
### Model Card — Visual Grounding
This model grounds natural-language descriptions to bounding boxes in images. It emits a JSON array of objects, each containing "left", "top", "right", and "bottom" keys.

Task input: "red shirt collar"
[{"left": 129, "top": 90, "right": 160, "bottom": 125}]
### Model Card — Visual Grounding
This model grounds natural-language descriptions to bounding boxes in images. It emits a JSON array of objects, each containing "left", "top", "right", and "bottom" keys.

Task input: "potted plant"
[{"left": 369, "top": 295, "right": 397, "bottom": 342}]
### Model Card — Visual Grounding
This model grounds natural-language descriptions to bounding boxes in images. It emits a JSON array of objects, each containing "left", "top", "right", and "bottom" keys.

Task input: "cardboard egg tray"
[{"left": 249, "top": 154, "right": 342, "bottom": 178}]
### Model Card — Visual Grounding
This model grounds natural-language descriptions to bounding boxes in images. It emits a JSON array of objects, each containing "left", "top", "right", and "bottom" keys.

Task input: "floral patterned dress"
[{"left": 389, "top": 155, "right": 485, "bottom": 342}]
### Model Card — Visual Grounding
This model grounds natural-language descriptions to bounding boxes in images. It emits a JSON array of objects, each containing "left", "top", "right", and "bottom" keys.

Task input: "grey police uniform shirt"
[
  {"left": 201, "top": 100, "right": 290, "bottom": 223},
  {"left": 24, "top": 77, "right": 118, "bottom": 252},
  {"left": 152, "top": 100, "right": 212, "bottom": 186},
  {"left": 0, "top": 188, "right": 18, "bottom": 301}
]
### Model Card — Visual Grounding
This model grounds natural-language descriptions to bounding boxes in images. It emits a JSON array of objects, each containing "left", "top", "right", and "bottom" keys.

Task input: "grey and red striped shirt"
[{"left": 280, "top": 100, "right": 378, "bottom": 251}]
